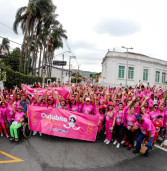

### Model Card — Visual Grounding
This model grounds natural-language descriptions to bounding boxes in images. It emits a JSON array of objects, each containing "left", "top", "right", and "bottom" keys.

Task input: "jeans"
[
  {"left": 7, "top": 120, "right": 12, "bottom": 126},
  {"left": 136, "top": 133, "right": 154, "bottom": 153}
]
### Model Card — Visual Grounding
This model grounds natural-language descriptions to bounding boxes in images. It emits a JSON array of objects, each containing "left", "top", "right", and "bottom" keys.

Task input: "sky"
[{"left": 0, "top": 0, "right": 167, "bottom": 72}]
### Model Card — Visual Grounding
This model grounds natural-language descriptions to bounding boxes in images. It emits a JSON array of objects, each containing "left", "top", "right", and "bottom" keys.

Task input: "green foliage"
[
  {"left": 2, "top": 67, "right": 56, "bottom": 89},
  {"left": 3, "top": 48, "right": 21, "bottom": 71},
  {"left": 71, "top": 77, "right": 81, "bottom": 83}
]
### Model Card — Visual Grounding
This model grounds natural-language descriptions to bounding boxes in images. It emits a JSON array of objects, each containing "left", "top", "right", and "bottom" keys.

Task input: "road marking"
[
  {"left": 0, "top": 151, "right": 24, "bottom": 164},
  {"left": 154, "top": 144, "right": 167, "bottom": 152}
]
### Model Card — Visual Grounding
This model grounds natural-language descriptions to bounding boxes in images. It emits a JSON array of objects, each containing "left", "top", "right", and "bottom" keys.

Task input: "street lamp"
[
  {"left": 69, "top": 56, "right": 76, "bottom": 83},
  {"left": 121, "top": 46, "right": 133, "bottom": 88}
]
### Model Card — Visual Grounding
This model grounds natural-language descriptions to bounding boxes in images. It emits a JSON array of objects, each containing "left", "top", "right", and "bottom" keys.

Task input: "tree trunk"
[{"left": 38, "top": 47, "right": 42, "bottom": 76}]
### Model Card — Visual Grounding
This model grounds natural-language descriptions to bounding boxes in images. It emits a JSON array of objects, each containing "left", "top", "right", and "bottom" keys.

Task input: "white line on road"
[{"left": 154, "top": 144, "right": 167, "bottom": 152}]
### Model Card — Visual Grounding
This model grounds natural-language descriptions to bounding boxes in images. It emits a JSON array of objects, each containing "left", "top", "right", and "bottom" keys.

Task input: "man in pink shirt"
[{"left": 131, "top": 114, "right": 155, "bottom": 157}]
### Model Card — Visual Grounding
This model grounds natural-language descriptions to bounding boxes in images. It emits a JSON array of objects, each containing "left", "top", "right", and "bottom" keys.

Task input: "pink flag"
[{"left": 28, "top": 105, "right": 99, "bottom": 141}]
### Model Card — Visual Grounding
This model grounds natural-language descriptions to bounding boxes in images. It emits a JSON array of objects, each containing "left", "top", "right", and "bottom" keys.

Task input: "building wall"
[
  {"left": 36, "top": 66, "right": 71, "bottom": 83},
  {"left": 101, "top": 51, "right": 167, "bottom": 88}
]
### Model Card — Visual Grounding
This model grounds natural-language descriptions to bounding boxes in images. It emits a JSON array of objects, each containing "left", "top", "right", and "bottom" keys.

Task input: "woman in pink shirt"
[
  {"left": 149, "top": 104, "right": 159, "bottom": 123},
  {"left": 104, "top": 102, "right": 115, "bottom": 144},
  {"left": 124, "top": 106, "right": 136, "bottom": 150},
  {"left": 97, "top": 106, "right": 105, "bottom": 138},
  {"left": 94, "top": 97, "right": 101, "bottom": 115},
  {"left": 10, "top": 106, "right": 25, "bottom": 142},
  {"left": 69, "top": 97, "right": 79, "bottom": 112},
  {"left": 82, "top": 97, "right": 93, "bottom": 115},
  {"left": 0, "top": 102, "right": 9, "bottom": 137},
  {"left": 5, "top": 97, "right": 15, "bottom": 126},
  {"left": 141, "top": 107, "right": 150, "bottom": 119}
]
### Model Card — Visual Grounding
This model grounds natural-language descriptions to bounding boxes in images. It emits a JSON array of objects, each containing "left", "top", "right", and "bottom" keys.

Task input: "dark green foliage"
[{"left": 2, "top": 67, "right": 56, "bottom": 89}]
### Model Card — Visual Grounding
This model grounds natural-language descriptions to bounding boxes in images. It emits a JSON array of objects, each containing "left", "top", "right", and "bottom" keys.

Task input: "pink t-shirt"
[
  {"left": 15, "top": 100, "right": 20, "bottom": 110},
  {"left": 31, "top": 102, "right": 40, "bottom": 106},
  {"left": 114, "top": 109, "right": 125, "bottom": 126},
  {"left": 163, "top": 110, "right": 167, "bottom": 127},
  {"left": 6, "top": 103, "right": 15, "bottom": 121},
  {"left": 70, "top": 105, "right": 79, "bottom": 112},
  {"left": 40, "top": 103, "right": 47, "bottom": 107},
  {"left": 14, "top": 112, "right": 24, "bottom": 123},
  {"left": 136, "top": 118, "right": 155, "bottom": 137},
  {"left": 105, "top": 110, "right": 114, "bottom": 124},
  {"left": 0, "top": 109, "right": 5, "bottom": 123},
  {"left": 149, "top": 111, "right": 160, "bottom": 123},
  {"left": 82, "top": 104, "right": 93, "bottom": 114},
  {"left": 142, "top": 114, "right": 150, "bottom": 120},
  {"left": 125, "top": 113, "right": 136, "bottom": 130},
  {"left": 78, "top": 103, "right": 83, "bottom": 113}
]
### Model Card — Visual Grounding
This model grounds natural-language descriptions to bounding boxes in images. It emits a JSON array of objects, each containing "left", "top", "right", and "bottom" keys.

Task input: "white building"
[
  {"left": 36, "top": 65, "right": 71, "bottom": 83},
  {"left": 101, "top": 51, "right": 167, "bottom": 88}
]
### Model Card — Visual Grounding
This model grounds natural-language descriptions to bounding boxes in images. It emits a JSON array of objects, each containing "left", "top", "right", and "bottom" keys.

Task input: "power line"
[{"left": 0, "top": 35, "right": 22, "bottom": 46}]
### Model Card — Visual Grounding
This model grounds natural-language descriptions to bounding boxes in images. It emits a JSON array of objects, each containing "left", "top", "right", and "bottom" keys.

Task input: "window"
[
  {"left": 118, "top": 66, "right": 125, "bottom": 78},
  {"left": 155, "top": 71, "right": 160, "bottom": 82},
  {"left": 162, "top": 72, "right": 166, "bottom": 83},
  {"left": 128, "top": 67, "right": 134, "bottom": 79},
  {"left": 143, "top": 69, "right": 148, "bottom": 81}
]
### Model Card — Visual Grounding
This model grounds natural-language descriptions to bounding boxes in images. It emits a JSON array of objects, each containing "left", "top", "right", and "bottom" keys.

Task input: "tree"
[
  {"left": 3, "top": 48, "right": 21, "bottom": 71},
  {"left": 13, "top": 0, "right": 67, "bottom": 76},
  {"left": 0, "top": 38, "right": 10, "bottom": 54}
]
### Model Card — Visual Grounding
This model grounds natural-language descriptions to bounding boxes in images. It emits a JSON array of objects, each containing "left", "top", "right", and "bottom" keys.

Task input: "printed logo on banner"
[{"left": 63, "top": 115, "right": 80, "bottom": 130}]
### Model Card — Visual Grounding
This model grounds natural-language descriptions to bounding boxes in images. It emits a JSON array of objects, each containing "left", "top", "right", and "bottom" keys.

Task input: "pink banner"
[
  {"left": 22, "top": 84, "right": 71, "bottom": 98},
  {"left": 28, "top": 106, "right": 99, "bottom": 141}
]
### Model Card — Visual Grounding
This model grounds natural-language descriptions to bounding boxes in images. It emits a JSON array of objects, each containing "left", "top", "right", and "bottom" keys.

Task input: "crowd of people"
[{"left": 0, "top": 82, "right": 167, "bottom": 157}]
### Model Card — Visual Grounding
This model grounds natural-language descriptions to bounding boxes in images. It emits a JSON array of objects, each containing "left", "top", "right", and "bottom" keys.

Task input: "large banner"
[
  {"left": 22, "top": 84, "right": 71, "bottom": 98},
  {"left": 28, "top": 106, "right": 99, "bottom": 141}
]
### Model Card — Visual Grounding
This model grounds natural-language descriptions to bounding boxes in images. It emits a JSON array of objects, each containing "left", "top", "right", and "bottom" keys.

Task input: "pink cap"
[
  {"left": 99, "top": 106, "right": 105, "bottom": 110},
  {"left": 17, "top": 106, "right": 23, "bottom": 110},
  {"left": 108, "top": 102, "right": 114, "bottom": 106},
  {"left": 47, "top": 97, "right": 54, "bottom": 101},
  {"left": 32, "top": 96, "right": 37, "bottom": 100},
  {"left": 149, "top": 104, "right": 154, "bottom": 108},
  {"left": 61, "top": 98, "right": 66, "bottom": 102},
  {"left": 9, "top": 97, "right": 14, "bottom": 101},
  {"left": 70, "top": 97, "right": 75, "bottom": 101}
]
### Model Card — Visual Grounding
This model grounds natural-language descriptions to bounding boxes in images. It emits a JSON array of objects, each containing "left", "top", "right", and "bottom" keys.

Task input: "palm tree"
[
  {"left": 13, "top": 0, "right": 68, "bottom": 76},
  {"left": 0, "top": 38, "right": 10, "bottom": 54}
]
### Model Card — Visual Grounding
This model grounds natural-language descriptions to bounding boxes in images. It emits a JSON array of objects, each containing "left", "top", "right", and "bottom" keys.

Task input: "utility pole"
[
  {"left": 76, "top": 65, "right": 80, "bottom": 84},
  {"left": 121, "top": 46, "right": 133, "bottom": 88},
  {"left": 61, "top": 54, "right": 64, "bottom": 84},
  {"left": 68, "top": 56, "right": 76, "bottom": 83}
]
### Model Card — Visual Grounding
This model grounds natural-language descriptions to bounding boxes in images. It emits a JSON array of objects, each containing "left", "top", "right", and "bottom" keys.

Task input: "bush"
[{"left": 2, "top": 67, "right": 56, "bottom": 89}]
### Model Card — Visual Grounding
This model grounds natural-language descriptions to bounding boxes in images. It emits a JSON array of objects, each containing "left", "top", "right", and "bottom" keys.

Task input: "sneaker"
[
  {"left": 39, "top": 133, "right": 42, "bottom": 136},
  {"left": 127, "top": 144, "right": 132, "bottom": 150},
  {"left": 113, "top": 140, "right": 117, "bottom": 145},
  {"left": 134, "top": 141, "right": 137, "bottom": 147},
  {"left": 1, "top": 133, "right": 3, "bottom": 137},
  {"left": 33, "top": 131, "right": 37, "bottom": 136},
  {"left": 121, "top": 140, "right": 125, "bottom": 144},
  {"left": 124, "top": 141, "right": 129, "bottom": 147},
  {"left": 104, "top": 131, "right": 106, "bottom": 135},
  {"left": 6, "top": 134, "right": 9, "bottom": 138},
  {"left": 105, "top": 140, "right": 110, "bottom": 145},
  {"left": 133, "top": 149, "right": 139, "bottom": 153},
  {"left": 116, "top": 143, "right": 120, "bottom": 148},
  {"left": 104, "top": 139, "right": 108, "bottom": 143}
]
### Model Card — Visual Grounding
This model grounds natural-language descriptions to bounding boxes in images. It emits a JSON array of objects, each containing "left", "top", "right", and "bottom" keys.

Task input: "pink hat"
[
  {"left": 155, "top": 95, "right": 159, "bottom": 98},
  {"left": 17, "top": 106, "right": 23, "bottom": 110},
  {"left": 9, "top": 97, "right": 14, "bottom": 101},
  {"left": 61, "top": 98, "right": 66, "bottom": 102},
  {"left": 108, "top": 102, "right": 114, "bottom": 106},
  {"left": 96, "top": 97, "right": 100, "bottom": 100},
  {"left": 99, "top": 106, "right": 105, "bottom": 110},
  {"left": 149, "top": 104, "right": 154, "bottom": 108},
  {"left": 47, "top": 97, "right": 54, "bottom": 101},
  {"left": 70, "top": 97, "right": 75, "bottom": 101},
  {"left": 32, "top": 96, "right": 37, "bottom": 100}
]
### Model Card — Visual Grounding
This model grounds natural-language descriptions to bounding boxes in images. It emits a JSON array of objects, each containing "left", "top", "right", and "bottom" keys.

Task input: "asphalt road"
[{"left": 0, "top": 134, "right": 167, "bottom": 171}]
